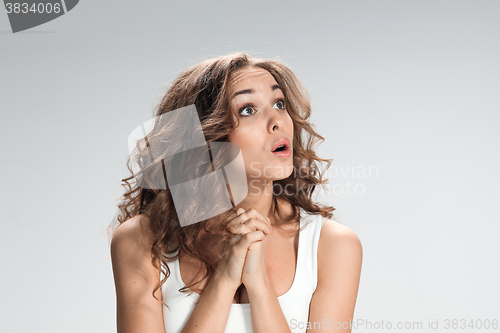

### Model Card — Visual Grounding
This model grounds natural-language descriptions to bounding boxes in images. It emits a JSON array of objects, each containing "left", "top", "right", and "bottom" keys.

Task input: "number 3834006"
[{"left": 5, "top": 2, "right": 62, "bottom": 14}]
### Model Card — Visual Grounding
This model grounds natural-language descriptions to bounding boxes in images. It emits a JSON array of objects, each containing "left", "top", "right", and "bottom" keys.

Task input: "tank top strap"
[
  {"left": 296, "top": 212, "right": 327, "bottom": 294},
  {"left": 161, "top": 253, "right": 179, "bottom": 285},
  {"left": 161, "top": 252, "right": 198, "bottom": 307}
]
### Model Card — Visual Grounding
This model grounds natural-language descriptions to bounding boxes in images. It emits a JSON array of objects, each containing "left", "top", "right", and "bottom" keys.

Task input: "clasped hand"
[{"left": 217, "top": 207, "right": 272, "bottom": 290}]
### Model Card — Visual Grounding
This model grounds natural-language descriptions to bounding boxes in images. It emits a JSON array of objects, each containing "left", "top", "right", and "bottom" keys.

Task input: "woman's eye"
[
  {"left": 239, "top": 105, "right": 256, "bottom": 116},
  {"left": 273, "top": 99, "right": 286, "bottom": 110}
]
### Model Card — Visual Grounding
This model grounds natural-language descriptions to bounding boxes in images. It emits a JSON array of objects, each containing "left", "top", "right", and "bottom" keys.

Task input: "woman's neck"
[{"left": 234, "top": 179, "right": 277, "bottom": 224}]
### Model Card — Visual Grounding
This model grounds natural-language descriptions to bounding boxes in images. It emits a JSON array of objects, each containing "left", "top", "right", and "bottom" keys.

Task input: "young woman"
[{"left": 110, "top": 53, "right": 362, "bottom": 333}]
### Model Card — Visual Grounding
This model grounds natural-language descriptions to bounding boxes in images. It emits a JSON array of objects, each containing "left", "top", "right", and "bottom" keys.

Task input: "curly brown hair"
[{"left": 109, "top": 52, "right": 335, "bottom": 302}]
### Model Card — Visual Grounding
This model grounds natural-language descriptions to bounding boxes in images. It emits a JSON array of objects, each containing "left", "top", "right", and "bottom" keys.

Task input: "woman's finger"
[
  {"left": 228, "top": 223, "right": 252, "bottom": 235},
  {"left": 232, "top": 230, "right": 266, "bottom": 252},
  {"left": 226, "top": 208, "right": 272, "bottom": 233},
  {"left": 241, "top": 218, "right": 272, "bottom": 235},
  {"left": 244, "top": 208, "right": 271, "bottom": 227},
  {"left": 229, "top": 219, "right": 271, "bottom": 235}
]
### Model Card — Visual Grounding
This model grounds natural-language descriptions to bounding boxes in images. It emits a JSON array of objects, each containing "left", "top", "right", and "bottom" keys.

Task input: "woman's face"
[{"left": 227, "top": 67, "right": 294, "bottom": 183}]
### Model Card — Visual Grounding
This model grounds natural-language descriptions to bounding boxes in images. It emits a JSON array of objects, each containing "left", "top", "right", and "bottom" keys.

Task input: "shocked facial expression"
[{"left": 227, "top": 67, "right": 294, "bottom": 183}]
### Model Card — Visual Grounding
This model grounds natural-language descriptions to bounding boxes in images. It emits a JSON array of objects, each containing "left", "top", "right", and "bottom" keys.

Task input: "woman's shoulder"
[
  {"left": 319, "top": 219, "right": 361, "bottom": 247},
  {"left": 110, "top": 215, "right": 165, "bottom": 331},
  {"left": 320, "top": 218, "right": 361, "bottom": 244},
  {"left": 110, "top": 214, "right": 154, "bottom": 260},
  {"left": 110, "top": 214, "right": 162, "bottom": 293},
  {"left": 309, "top": 218, "right": 363, "bottom": 318},
  {"left": 317, "top": 218, "right": 363, "bottom": 269}
]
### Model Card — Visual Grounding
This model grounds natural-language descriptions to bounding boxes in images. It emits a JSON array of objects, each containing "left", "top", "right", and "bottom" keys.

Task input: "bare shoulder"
[
  {"left": 319, "top": 218, "right": 362, "bottom": 249},
  {"left": 110, "top": 214, "right": 159, "bottom": 278},
  {"left": 111, "top": 218, "right": 165, "bottom": 331},
  {"left": 309, "top": 222, "right": 363, "bottom": 325},
  {"left": 317, "top": 219, "right": 363, "bottom": 280},
  {"left": 111, "top": 215, "right": 153, "bottom": 253}
]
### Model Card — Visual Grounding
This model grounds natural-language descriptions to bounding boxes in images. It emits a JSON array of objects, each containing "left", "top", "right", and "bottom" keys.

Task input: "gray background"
[{"left": 1, "top": 1, "right": 499, "bottom": 332}]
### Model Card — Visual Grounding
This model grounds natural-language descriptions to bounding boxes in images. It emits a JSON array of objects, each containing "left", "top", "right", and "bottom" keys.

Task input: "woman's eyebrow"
[{"left": 231, "top": 84, "right": 282, "bottom": 100}]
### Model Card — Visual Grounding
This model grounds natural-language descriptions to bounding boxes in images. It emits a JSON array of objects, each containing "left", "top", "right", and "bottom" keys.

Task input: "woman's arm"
[
  {"left": 226, "top": 208, "right": 291, "bottom": 332},
  {"left": 111, "top": 215, "right": 166, "bottom": 333},
  {"left": 307, "top": 219, "right": 363, "bottom": 333},
  {"left": 245, "top": 270, "right": 293, "bottom": 332},
  {"left": 111, "top": 213, "right": 270, "bottom": 333},
  {"left": 179, "top": 266, "right": 240, "bottom": 332},
  {"left": 181, "top": 209, "right": 271, "bottom": 333}
]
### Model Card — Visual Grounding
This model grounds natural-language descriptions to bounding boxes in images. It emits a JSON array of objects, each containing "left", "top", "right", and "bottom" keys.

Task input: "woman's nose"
[{"left": 267, "top": 107, "right": 285, "bottom": 133}]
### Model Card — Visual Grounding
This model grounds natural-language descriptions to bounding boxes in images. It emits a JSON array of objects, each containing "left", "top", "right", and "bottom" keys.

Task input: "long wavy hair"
[{"left": 109, "top": 53, "right": 335, "bottom": 302}]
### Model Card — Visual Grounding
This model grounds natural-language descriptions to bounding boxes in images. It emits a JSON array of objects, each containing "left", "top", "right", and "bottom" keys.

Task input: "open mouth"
[
  {"left": 273, "top": 144, "right": 287, "bottom": 152},
  {"left": 271, "top": 138, "right": 292, "bottom": 157}
]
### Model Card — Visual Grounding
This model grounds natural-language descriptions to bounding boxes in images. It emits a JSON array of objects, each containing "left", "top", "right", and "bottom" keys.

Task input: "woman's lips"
[
  {"left": 271, "top": 144, "right": 292, "bottom": 157},
  {"left": 272, "top": 148, "right": 291, "bottom": 157},
  {"left": 271, "top": 138, "right": 291, "bottom": 152},
  {"left": 271, "top": 137, "right": 292, "bottom": 157}
]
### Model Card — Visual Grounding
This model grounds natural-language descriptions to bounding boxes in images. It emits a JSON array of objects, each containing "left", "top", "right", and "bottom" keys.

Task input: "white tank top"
[{"left": 161, "top": 211, "right": 327, "bottom": 333}]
